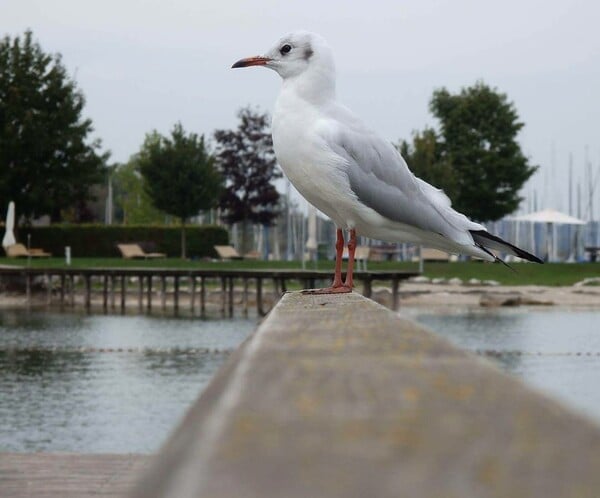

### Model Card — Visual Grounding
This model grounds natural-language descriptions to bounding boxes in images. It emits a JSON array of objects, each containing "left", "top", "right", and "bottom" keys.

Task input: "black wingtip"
[{"left": 470, "top": 230, "right": 544, "bottom": 264}]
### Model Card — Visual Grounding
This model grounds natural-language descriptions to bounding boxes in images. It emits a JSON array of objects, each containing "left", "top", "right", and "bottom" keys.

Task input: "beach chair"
[
  {"left": 243, "top": 250, "right": 261, "bottom": 260},
  {"left": 214, "top": 245, "right": 243, "bottom": 260},
  {"left": 117, "top": 243, "right": 166, "bottom": 259},
  {"left": 5, "top": 243, "right": 51, "bottom": 258},
  {"left": 421, "top": 248, "right": 450, "bottom": 262}
]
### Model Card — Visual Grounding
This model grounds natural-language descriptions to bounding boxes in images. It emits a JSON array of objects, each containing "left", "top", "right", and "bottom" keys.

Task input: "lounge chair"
[
  {"left": 243, "top": 250, "right": 261, "bottom": 260},
  {"left": 5, "top": 243, "right": 51, "bottom": 258},
  {"left": 117, "top": 243, "right": 166, "bottom": 259},
  {"left": 214, "top": 245, "right": 243, "bottom": 260},
  {"left": 421, "top": 248, "right": 450, "bottom": 262}
]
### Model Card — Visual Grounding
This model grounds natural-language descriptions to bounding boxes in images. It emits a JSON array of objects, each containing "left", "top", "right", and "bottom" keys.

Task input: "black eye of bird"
[{"left": 280, "top": 44, "right": 292, "bottom": 55}]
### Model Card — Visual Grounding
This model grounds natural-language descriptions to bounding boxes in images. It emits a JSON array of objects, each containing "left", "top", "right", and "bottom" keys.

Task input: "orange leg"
[
  {"left": 344, "top": 229, "right": 357, "bottom": 289},
  {"left": 303, "top": 228, "right": 352, "bottom": 294}
]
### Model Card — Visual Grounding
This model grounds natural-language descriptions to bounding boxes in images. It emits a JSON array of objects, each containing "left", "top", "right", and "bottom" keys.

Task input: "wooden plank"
[
  {"left": 0, "top": 452, "right": 148, "bottom": 498},
  {"left": 132, "top": 292, "right": 600, "bottom": 498}
]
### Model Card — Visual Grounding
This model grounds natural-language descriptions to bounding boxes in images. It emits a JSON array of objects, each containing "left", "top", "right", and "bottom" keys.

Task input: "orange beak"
[{"left": 231, "top": 56, "right": 271, "bottom": 68}]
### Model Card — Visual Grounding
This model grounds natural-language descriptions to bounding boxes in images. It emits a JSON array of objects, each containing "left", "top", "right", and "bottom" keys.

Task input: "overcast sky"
[{"left": 2, "top": 0, "right": 599, "bottom": 218}]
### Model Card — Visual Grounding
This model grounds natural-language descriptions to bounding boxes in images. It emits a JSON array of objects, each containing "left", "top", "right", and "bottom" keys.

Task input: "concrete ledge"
[{"left": 132, "top": 292, "right": 600, "bottom": 498}]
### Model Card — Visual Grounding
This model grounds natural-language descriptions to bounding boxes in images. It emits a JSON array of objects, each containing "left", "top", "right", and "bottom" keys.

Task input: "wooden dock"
[
  {"left": 0, "top": 267, "right": 418, "bottom": 315},
  {"left": 0, "top": 453, "right": 148, "bottom": 498},
  {"left": 132, "top": 292, "right": 600, "bottom": 498}
]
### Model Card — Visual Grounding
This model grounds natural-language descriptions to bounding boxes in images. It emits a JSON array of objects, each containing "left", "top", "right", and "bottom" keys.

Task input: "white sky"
[{"left": 2, "top": 0, "right": 599, "bottom": 218}]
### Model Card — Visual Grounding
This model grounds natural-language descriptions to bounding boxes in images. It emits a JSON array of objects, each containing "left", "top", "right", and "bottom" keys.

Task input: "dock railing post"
[
  {"left": 200, "top": 276, "right": 206, "bottom": 317},
  {"left": 190, "top": 275, "right": 196, "bottom": 313},
  {"left": 242, "top": 277, "right": 248, "bottom": 316},
  {"left": 110, "top": 274, "right": 116, "bottom": 310},
  {"left": 84, "top": 274, "right": 91, "bottom": 311},
  {"left": 256, "top": 277, "right": 264, "bottom": 316},
  {"left": 147, "top": 275, "right": 153, "bottom": 311},
  {"left": 102, "top": 274, "right": 108, "bottom": 311},
  {"left": 220, "top": 277, "right": 226, "bottom": 316},
  {"left": 60, "top": 273, "right": 65, "bottom": 307},
  {"left": 228, "top": 277, "right": 234, "bottom": 318},
  {"left": 120, "top": 275, "right": 126, "bottom": 312},
  {"left": 161, "top": 276, "right": 166, "bottom": 311},
  {"left": 391, "top": 276, "right": 400, "bottom": 311},
  {"left": 173, "top": 276, "right": 179, "bottom": 313}
]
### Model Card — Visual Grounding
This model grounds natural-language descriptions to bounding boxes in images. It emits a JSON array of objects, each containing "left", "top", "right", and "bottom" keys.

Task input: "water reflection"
[{"left": 0, "top": 309, "right": 255, "bottom": 453}]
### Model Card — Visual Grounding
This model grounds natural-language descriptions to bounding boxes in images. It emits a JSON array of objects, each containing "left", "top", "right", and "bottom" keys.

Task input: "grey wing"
[{"left": 326, "top": 120, "right": 483, "bottom": 247}]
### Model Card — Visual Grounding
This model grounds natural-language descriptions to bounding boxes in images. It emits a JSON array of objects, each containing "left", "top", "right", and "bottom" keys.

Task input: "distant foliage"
[
  {"left": 214, "top": 107, "right": 281, "bottom": 252},
  {"left": 399, "top": 82, "right": 537, "bottom": 222},
  {"left": 398, "top": 127, "right": 458, "bottom": 202},
  {"left": 19, "top": 224, "right": 228, "bottom": 258},
  {"left": 138, "top": 123, "right": 222, "bottom": 258},
  {"left": 113, "top": 160, "right": 166, "bottom": 225},
  {"left": 0, "top": 30, "right": 108, "bottom": 223}
]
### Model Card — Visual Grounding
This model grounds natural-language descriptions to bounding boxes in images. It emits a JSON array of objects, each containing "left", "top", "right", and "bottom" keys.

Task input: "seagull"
[{"left": 232, "top": 31, "right": 542, "bottom": 294}]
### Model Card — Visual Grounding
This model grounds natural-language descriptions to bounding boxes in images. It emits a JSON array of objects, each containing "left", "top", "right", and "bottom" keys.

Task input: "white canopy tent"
[{"left": 511, "top": 209, "right": 585, "bottom": 262}]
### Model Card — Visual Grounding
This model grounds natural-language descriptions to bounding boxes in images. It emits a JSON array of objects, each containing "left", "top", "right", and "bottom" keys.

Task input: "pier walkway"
[
  {"left": 0, "top": 267, "right": 418, "bottom": 314},
  {"left": 0, "top": 453, "right": 148, "bottom": 498}
]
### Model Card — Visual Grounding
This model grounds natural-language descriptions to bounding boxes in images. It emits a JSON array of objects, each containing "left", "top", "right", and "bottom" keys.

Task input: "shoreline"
[{"left": 1, "top": 282, "right": 600, "bottom": 311}]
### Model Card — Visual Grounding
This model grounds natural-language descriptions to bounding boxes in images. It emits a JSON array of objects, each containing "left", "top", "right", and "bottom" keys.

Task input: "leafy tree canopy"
[
  {"left": 138, "top": 123, "right": 222, "bottom": 258},
  {"left": 399, "top": 82, "right": 537, "bottom": 222},
  {"left": 0, "top": 30, "right": 108, "bottom": 223},
  {"left": 214, "top": 107, "right": 281, "bottom": 253},
  {"left": 214, "top": 107, "right": 281, "bottom": 226}
]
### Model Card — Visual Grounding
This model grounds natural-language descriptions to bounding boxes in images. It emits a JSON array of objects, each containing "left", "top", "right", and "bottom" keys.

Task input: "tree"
[
  {"left": 138, "top": 124, "right": 222, "bottom": 258},
  {"left": 430, "top": 82, "right": 537, "bottom": 222},
  {"left": 397, "top": 127, "right": 458, "bottom": 202},
  {"left": 0, "top": 30, "right": 108, "bottom": 223},
  {"left": 112, "top": 159, "right": 166, "bottom": 225},
  {"left": 214, "top": 107, "right": 281, "bottom": 253}
]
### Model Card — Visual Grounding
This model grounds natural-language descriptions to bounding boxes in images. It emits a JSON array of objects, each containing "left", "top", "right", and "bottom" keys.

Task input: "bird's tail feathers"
[{"left": 469, "top": 230, "right": 543, "bottom": 264}]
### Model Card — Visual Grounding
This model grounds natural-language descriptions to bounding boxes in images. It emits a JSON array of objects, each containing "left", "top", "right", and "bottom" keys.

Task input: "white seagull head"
[{"left": 232, "top": 31, "right": 335, "bottom": 83}]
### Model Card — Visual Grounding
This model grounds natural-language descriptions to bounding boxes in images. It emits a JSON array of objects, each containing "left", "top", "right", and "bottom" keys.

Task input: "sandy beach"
[{"left": 389, "top": 282, "right": 600, "bottom": 308}]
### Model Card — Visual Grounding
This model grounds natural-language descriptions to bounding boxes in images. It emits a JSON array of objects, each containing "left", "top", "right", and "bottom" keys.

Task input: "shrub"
[{"left": 17, "top": 224, "right": 228, "bottom": 258}]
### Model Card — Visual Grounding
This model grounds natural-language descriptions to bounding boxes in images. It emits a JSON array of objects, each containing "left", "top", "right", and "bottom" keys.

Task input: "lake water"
[
  {"left": 1, "top": 307, "right": 599, "bottom": 453},
  {"left": 405, "top": 307, "right": 600, "bottom": 424},
  {"left": 0, "top": 310, "right": 256, "bottom": 453}
]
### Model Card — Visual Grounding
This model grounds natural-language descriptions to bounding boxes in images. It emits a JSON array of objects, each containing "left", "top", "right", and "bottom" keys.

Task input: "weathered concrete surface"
[
  {"left": 0, "top": 453, "right": 147, "bottom": 498},
  {"left": 133, "top": 292, "right": 600, "bottom": 498}
]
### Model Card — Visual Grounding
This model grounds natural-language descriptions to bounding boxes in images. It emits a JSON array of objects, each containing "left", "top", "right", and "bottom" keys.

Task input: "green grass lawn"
[{"left": 1, "top": 257, "right": 599, "bottom": 286}]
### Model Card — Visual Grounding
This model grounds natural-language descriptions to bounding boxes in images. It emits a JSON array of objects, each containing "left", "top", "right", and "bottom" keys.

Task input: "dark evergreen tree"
[
  {"left": 0, "top": 30, "right": 108, "bottom": 223},
  {"left": 214, "top": 107, "right": 281, "bottom": 253},
  {"left": 138, "top": 124, "right": 222, "bottom": 258}
]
